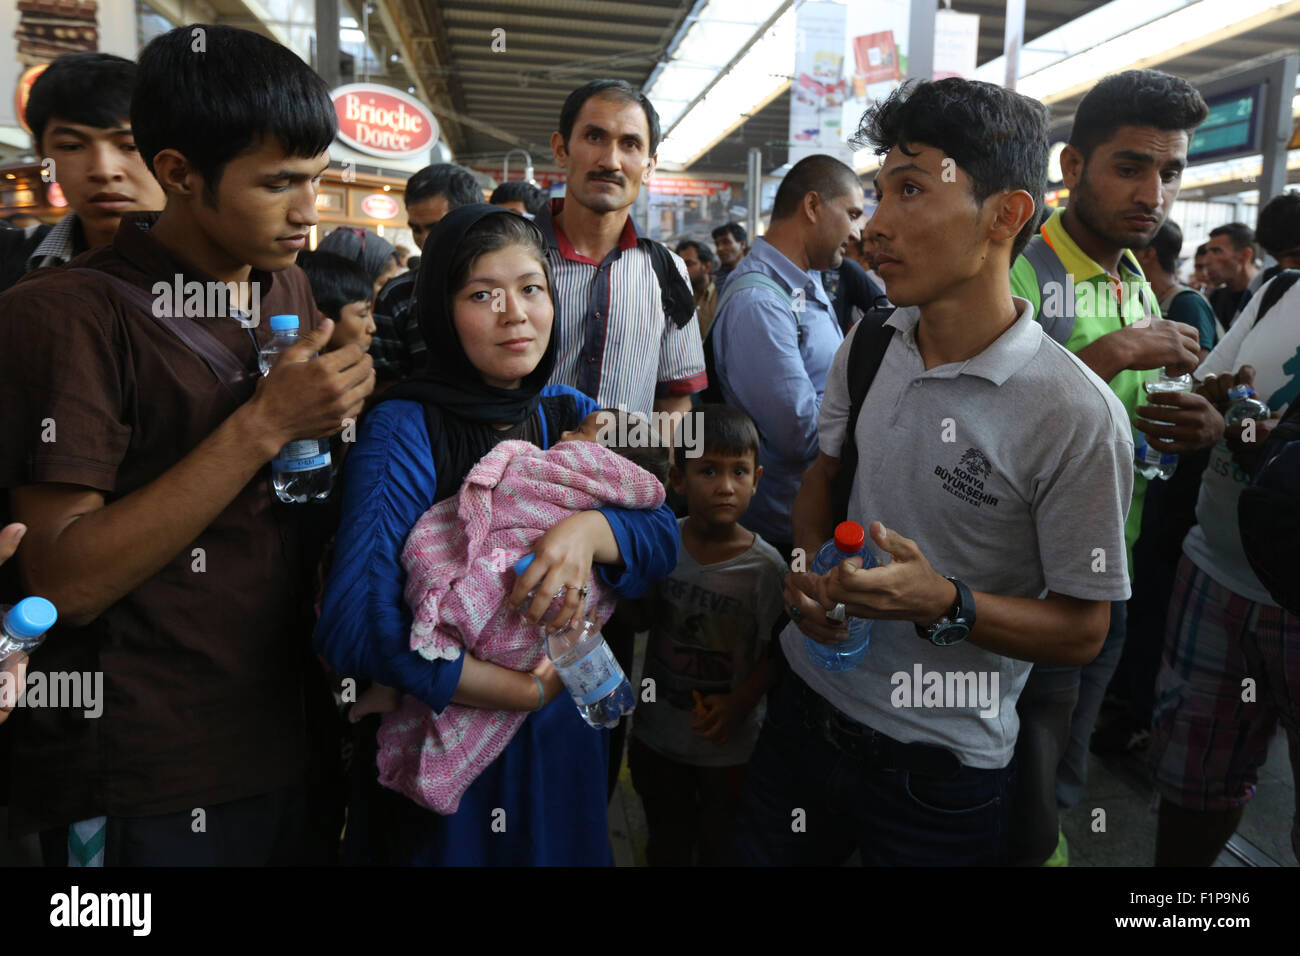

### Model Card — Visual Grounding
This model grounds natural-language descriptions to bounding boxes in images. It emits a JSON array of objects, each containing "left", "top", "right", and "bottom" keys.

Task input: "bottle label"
[
  {"left": 1136, "top": 438, "right": 1175, "bottom": 468},
  {"left": 556, "top": 641, "right": 624, "bottom": 705},
  {"left": 276, "top": 440, "right": 330, "bottom": 473}
]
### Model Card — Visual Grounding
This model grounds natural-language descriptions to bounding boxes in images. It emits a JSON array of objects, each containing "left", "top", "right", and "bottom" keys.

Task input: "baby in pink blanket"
[{"left": 357, "top": 409, "right": 668, "bottom": 814}]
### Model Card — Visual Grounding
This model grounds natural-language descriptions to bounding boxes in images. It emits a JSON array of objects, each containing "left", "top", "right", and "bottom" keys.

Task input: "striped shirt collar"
[
  {"left": 27, "top": 211, "right": 84, "bottom": 271},
  {"left": 536, "top": 197, "right": 640, "bottom": 265}
]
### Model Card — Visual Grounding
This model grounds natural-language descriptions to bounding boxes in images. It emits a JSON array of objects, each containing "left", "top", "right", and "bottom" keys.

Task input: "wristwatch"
[{"left": 915, "top": 577, "right": 976, "bottom": 646}]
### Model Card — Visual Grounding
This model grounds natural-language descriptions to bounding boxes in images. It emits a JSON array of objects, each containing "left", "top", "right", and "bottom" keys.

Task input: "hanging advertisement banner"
[
  {"left": 933, "top": 9, "right": 981, "bottom": 81},
  {"left": 790, "top": 1, "right": 851, "bottom": 165}
]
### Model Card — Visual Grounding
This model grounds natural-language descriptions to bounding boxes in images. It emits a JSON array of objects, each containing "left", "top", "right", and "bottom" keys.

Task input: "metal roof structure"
[{"left": 163, "top": 0, "right": 1300, "bottom": 186}]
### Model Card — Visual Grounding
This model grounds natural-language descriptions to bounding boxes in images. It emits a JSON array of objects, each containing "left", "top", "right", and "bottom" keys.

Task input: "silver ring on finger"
[{"left": 826, "top": 602, "right": 847, "bottom": 623}]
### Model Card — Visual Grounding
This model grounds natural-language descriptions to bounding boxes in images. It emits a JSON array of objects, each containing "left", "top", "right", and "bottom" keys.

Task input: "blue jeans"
[{"left": 732, "top": 669, "right": 1012, "bottom": 866}]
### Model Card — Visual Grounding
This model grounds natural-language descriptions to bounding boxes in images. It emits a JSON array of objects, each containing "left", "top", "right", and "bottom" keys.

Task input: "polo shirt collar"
[
  {"left": 886, "top": 296, "right": 1040, "bottom": 385},
  {"left": 537, "top": 196, "right": 640, "bottom": 265},
  {"left": 1041, "top": 206, "right": 1145, "bottom": 283},
  {"left": 112, "top": 211, "right": 278, "bottom": 307},
  {"left": 747, "top": 237, "right": 834, "bottom": 310}
]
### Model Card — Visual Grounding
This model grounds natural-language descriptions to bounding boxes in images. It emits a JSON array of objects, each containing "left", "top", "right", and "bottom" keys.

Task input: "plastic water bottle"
[
  {"left": 805, "top": 521, "right": 877, "bottom": 671},
  {"left": 259, "top": 314, "right": 333, "bottom": 503},
  {"left": 1224, "top": 385, "right": 1271, "bottom": 429},
  {"left": 514, "top": 554, "right": 634, "bottom": 729},
  {"left": 1134, "top": 369, "right": 1193, "bottom": 481},
  {"left": 0, "top": 597, "right": 58, "bottom": 666}
]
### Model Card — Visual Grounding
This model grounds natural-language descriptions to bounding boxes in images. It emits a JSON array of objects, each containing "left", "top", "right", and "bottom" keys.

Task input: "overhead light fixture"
[
  {"left": 647, "top": 0, "right": 795, "bottom": 170},
  {"left": 982, "top": 0, "right": 1300, "bottom": 102}
]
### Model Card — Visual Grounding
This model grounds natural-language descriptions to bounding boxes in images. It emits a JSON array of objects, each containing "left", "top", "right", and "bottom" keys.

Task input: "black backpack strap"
[
  {"left": 68, "top": 267, "right": 252, "bottom": 399},
  {"left": 644, "top": 240, "right": 695, "bottom": 329},
  {"left": 1253, "top": 269, "right": 1300, "bottom": 325},
  {"left": 830, "top": 311, "right": 897, "bottom": 524}
]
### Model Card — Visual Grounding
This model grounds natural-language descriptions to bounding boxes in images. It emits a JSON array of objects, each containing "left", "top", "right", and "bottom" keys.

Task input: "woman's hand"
[
  {"left": 530, "top": 655, "right": 566, "bottom": 709},
  {"left": 511, "top": 511, "right": 615, "bottom": 631}
]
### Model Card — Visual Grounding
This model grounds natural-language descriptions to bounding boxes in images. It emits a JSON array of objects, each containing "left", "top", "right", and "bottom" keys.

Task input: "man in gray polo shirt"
[{"left": 732, "top": 78, "right": 1133, "bottom": 866}]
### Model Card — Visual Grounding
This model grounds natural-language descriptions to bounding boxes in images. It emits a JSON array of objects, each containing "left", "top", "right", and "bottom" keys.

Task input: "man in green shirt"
[{"left": 1008, "top": 69, "right": 1223, "bottom": 866}]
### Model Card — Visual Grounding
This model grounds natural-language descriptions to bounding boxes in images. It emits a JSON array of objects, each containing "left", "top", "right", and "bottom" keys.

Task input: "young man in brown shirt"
[{"left": 0, "top": 24, "right": 374, "bottom": 865}]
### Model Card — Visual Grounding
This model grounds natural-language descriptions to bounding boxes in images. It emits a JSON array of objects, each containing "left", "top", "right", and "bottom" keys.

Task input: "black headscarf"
[{"left": 378, "top": 203, "right": 560, "bottom": 501}]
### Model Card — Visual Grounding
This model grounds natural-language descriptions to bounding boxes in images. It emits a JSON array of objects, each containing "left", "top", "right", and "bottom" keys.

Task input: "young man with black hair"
[
  {"left": 1006, "top": 68, "right": 1219, "bottom": 866},
  {"left": 732, "top": 78, "right": 1133, "bottom": 867},
  {"left": 0, "top": 24, "right": 374, "bottom": 866},
  {"left": 370, "top": 162, "right": 481, "bottom": 382},
  {"left": 710, "top": 154, "right": 864, "bottom": 561},
  {"left": 0, "top": 52, "right": 164, "bottom": 294},
  {"left": 711, "top": 221, "right": 747, "bottom": 294},
  {"left": 490, "top": 180, "right": 548, "bottom": 218},
  {"left": 1204, "top": 222, "right": 1260, "bottom": 330},
  {"left": 1147, "top": 190, "right": 1300, "bottom": 867},
  {"left": 1193, "top": 243, "right": 1212, "bottom": 295},
  {"left": 675, "top": 239, "right": 718, "bottom": 338}
]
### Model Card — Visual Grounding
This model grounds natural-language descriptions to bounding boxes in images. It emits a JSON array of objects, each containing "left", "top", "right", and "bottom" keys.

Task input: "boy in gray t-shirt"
[
  {"left": 629, "top": 405, "right": 787, "bottom": 866},
  {"left": 732, "top": 78, "right": 1132, "bottom": 867}
]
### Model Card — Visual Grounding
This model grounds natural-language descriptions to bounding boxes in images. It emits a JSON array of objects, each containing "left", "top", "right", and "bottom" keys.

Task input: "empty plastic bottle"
[
  {"left": 0, "top": 597, "right": 58, "bottom": 666},
  {"left": 258, "top": 314, "right": 333, "bottom": 503},
  {"left": 1134, "top": 369, "right": 1193, "bottom": 481},
  {"left": 805, "top": 521, "right": 876, "bottom": 671},
  {"left": 514, "top": 554, "right": 634, "bottom": 729}
]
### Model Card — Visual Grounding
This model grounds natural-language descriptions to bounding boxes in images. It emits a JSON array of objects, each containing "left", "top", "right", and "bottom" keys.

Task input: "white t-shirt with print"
[{"left": 1183, "top": 274, "right": 1300, "bottom": 604}]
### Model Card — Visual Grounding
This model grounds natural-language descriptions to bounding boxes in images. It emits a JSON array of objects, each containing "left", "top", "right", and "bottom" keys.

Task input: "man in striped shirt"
[
  {"left": 542, "top": 80, "right": 707, "bottom": 801},
  {"left": 540, "top": 79, "right": 707, "bottom": 420}
]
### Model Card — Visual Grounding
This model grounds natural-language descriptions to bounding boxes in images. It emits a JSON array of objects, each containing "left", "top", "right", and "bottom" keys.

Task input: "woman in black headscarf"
[{"left": 316, "top": 205, "right": 678, "bottom": 865}]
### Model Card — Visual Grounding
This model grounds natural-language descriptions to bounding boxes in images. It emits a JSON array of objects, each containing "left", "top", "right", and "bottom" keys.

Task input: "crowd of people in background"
[{"left": 0, "top": 23, "right": 1296, "bottom": 871}]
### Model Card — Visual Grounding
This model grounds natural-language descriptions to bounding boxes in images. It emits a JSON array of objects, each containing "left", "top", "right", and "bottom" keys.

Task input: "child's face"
[
  {"left": 670, "top": 450, "right": 761, "bottom": 528},
  {"left": 328, "top": 299, "right": 376, "bottom": 353},
  {"left": 557, "top": 410, "right": 614, "bottom": 445}
]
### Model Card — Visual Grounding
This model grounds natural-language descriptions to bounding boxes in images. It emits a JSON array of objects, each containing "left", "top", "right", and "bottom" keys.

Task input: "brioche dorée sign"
[{"left": 331, "top": 83, "right": 438, "bottom": 161}]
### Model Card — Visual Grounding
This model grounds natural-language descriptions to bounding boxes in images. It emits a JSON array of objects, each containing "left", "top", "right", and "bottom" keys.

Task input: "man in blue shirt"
[{"left": 710, "top": 155, "right": 864, "bottom": 557}]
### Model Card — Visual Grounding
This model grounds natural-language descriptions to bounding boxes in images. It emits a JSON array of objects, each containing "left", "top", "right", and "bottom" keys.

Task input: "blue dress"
[{"left": 315, "top": 385, "right": 679, "bottom": 865}]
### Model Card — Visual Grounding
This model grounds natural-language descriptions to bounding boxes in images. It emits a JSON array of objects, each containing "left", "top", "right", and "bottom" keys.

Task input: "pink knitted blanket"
[{"left": 376, "top": 439, "right": 665, "bottom": 814}]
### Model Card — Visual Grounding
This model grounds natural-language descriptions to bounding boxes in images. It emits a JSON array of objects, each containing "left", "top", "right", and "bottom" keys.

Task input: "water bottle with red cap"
[{"left": 805, "top": 520, "right": 876, "bottom": 671}]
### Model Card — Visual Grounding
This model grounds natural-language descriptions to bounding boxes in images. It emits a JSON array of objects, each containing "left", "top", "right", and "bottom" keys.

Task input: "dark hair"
[
  {"left": 490, "top": 180, "right": 548, "bottom": 216},
  {"left": 318, "top": 226, "right": 397, "bottom": 285},
  {"left": 296, "top": 250, "right": 373, "bottom": 319},
  {"left": 1210, "top": 222, "right": 1256, "bottom": 258},
  {"left": 712, "top": 222, "right": 747, "bottom": 246},
  {"left": 1069, "top": 69, "right": 1208, "bottom": 161},
  {"left": 854, "top": 77, "right": 1049, "bottom": 261},
  {"left": 675, "top": 240, "right": 716, "bottom": 268},
  {"left": 446, "top": 210, "right": 554, "bottom": 307},
  {"left": 407, "top": 163, "right": 481, "bottom": 208},
  {"left": 771, "top": 155, "right": 861, "bottom": 221},
  {"left": 678, "top": 403, "right": 760, "bottom": 464},
  {"left": 1194, "top": 243, "right": 1208, "bottom": 258},
  {"left": 26, "top": 53, "right": 137, "bottom": 150},
  {"left": 1255, "top": 192, "right": 1300, "bottom": 256},
  {"left": 1147, "top": 219, "right": 1183, "bottom": 275},
  {"left": 559, "top": 79, "right": 661, "bottom": 155},
  {"left": 132, "top": 25, "right": 336, "bottom": 200},
  {"left": 592, "top": 408, "right": 669, "bottom": 483}
]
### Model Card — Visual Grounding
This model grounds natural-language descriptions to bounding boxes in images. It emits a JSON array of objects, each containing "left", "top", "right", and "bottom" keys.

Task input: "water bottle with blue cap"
[
  {"left": 0, "top": 596, "right": 58, "bottom": 665},
  {"left": 514, "top": 553, "right": 634, "bottom": 729},
  {"left": 259, "top": 314, "right": 333, "bottom": 503}
]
